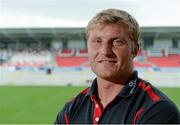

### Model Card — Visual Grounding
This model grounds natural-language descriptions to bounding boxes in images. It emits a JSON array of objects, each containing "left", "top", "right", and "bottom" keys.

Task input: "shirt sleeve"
[
  {"left": 138, "top": 101, "right": 180, "bottom": 124},
  {"left": 54, "top": 103, "right": 70, "bottom": 124}
]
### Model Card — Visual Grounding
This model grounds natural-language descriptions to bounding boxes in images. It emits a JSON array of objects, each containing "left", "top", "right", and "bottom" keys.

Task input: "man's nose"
[{"left": 100, "top": 43, "right": 113, "bottom": 56}]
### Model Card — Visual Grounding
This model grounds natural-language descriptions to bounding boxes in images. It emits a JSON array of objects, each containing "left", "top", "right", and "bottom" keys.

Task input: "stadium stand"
[
  {"left": 55, "top": 48, "right": 180, "bottom": 68},
  {"left": 147, "top": 54, "right": 180, "bottom": 67},
  {"left": 0, "top": 49, "right": 51, "bottom": 68},
  {"left": 56, "top": 52, "right": 88, "bottom": 67},
  {"left": 148, "top": 49, "right": 163, "bottom": 57},
  {"left": 1, "top": 48, "right": 179, "bottom": 68},
  {"left": 0, "top": 49, "right": 12, "bottom": 64},
  {"left": 76, "top": 48, "right": 88, "bottom": 57},
  {"left": 0, "top": 28, "right": 179, "bottom": 87},
  {"left": 58, "top": 49, "right": 75, "bottom": 57},
  {"left": 168, "top": 48, "right": 180, "bottom": 55},
  {"left": 0, "top": 27, "right": 179, "bottom": 69}
]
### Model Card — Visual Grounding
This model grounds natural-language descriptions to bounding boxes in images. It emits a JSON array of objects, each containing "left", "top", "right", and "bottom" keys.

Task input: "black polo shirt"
[{"left": 55, "top": 71, "right": 180, "bottom": 124}]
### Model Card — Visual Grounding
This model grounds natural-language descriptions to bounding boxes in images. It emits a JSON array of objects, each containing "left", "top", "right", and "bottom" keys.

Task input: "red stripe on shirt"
[
  {"left": 80, "top": 88, "right": 90, "bottom": 94},
  {"left": 138, "top": 82, "right": 160, "bottom": 102},
  {"left": 64, "top": 112, "right": 69, "bottom": 124},
  {"left": 133, "top": 108, "right": 144, "bottom": 124}
]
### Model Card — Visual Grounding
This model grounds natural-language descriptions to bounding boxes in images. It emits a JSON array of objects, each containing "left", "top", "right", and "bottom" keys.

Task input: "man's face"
[{"left": 87, "top": 23, "right": 137, "bottom": 82}]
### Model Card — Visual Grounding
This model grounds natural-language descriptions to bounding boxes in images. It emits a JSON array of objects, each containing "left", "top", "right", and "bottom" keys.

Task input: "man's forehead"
[
  {"left": 88, "top": 23, "right": 131, "bottom": 38},
  {"left": 90, "top": 22, "right": 130, "bottom": 30}
]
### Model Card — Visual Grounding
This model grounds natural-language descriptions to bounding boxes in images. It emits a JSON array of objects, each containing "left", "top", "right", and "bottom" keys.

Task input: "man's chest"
[{"left": 69, "top": 99, "right": 139, "bottom": 124}]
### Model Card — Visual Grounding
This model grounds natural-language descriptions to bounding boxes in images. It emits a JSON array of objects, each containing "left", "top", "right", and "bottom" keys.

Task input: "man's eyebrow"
[
  {"left": 109, "top": 37, "right": 128, "bottom": 42},
  {"left": 91, "top": 36, "right": 101, "bottom": 40},
  {"left": 109, "top": 37, "right": 121, "bottom": 40}
]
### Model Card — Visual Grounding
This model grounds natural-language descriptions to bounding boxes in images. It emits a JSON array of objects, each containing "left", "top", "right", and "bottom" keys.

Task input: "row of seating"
[
  {"left": 59, "top": 48, "right": 179, "bottom": 57},
  {"left": 58, "top": 49, "right": 88, "bottom": 57},
  {"left": 0, "top": 50, "right": 179, "bottom": 68},
  {"left": 1, "top": 62, "right": 48, "bottom": 68},
  {"left": 56, "top": 53, "right": 180, "bottom": 67}
]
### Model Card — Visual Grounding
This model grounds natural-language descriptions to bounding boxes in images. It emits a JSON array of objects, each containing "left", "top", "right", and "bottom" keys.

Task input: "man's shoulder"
[
  {"left": 138, "top": 99, "right": 180, "bottom": 123},
  {"left": 136, "top": 78, "right": 179, "bottom": 111},
  {"left": 135, "top": 78, "right": 180, "bottom": 123},
  {"left": 64, "top": 87, "right": 90, "bottom": 109},
  {"left": 135, "top": 78, "right": 178, "bottom": 109},
  {"left": 55, "top": 87, "right": 91, "bottom": 124},
  {"left": 137, "top": 78, "right": 171, "bottom": 102},
  {"left": 74, "top": 87, "right": 90, "bottom": 100}
]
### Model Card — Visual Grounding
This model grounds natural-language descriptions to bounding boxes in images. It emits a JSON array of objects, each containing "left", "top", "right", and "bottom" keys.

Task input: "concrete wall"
[
  {"left": 68, "top": 40, "right": 86, "bottom": 49},
  {"left": 0, "top": 68, "right": 180, "bottom": 87},
  {"left": 153, "top": 38, "right": 172, "bottom": 49}
]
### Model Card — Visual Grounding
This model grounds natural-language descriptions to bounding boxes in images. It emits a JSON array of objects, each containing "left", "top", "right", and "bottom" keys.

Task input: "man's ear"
[{"left": 132, "top": 42, "right": 140, "bottom": 58}]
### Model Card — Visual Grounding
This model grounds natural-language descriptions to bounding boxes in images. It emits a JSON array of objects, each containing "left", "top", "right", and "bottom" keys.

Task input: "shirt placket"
[{"left": 91, "top": 95, "right": 104, "bottom": 125}]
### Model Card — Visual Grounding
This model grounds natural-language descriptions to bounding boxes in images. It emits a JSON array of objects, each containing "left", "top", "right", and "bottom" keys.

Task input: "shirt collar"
[
  {"left": 86, "top": 78, "right": 98, "bottom": 96},
  {"left": 117, "top": 71, "right": 138, "bottom": 98},
  {"left": 86, "top": 71, "right": 138, "bottom": 98}
]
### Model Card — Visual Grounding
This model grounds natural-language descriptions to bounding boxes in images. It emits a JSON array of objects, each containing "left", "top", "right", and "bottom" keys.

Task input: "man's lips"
[{"left": 98, "top": 60, "right": 117, "bottom": 63}]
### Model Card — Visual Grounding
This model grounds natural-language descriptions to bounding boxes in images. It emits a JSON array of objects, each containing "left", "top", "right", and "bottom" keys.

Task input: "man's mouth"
[{"left": 98, "top": 60, "right": 117, "bottom": 63}]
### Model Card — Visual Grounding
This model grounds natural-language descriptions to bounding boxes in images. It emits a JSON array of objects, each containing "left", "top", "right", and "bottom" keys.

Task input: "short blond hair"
[{"left": 86, "top": 9, "right": 140, "bottom": 44}]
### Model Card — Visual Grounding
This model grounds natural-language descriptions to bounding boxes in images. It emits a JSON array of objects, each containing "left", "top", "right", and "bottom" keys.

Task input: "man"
[{"left": 55, "top": 9, "right": 180, "bottom": 124}]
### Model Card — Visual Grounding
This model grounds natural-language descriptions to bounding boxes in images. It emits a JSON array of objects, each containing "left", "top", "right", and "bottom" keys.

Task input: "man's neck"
[{"left": 96, "top": 72, "right": 133, "bottom": 108}]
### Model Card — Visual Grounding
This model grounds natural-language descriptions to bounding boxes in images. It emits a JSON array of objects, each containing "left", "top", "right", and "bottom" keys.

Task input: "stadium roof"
[
  {"left": 0, "top": 27, "right": 180, "bottom": 42},
  {"left": 0, "top": 0, "right": 180, "bottom": 28}
]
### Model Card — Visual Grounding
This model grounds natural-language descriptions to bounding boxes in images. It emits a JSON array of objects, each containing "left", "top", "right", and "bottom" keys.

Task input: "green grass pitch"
[{"left": 0, "top": 86, "right": 180, "bottom": 124}]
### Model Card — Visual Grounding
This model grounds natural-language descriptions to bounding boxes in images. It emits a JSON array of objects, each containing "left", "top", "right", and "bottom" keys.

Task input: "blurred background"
[{"left": 0, "top": 0, "right": 180, "bottom": 123}]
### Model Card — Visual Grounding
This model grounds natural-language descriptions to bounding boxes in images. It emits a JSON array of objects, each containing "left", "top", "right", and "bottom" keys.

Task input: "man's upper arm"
[
  {"left": 138, "top": 101, "right": 180, "bottom": 124},
  {"left": 54, "top": 103, "right": 70, "bottom": 124}
]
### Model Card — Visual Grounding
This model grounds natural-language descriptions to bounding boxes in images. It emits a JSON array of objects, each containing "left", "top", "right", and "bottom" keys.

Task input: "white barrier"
[{"left": 0, "top": 67, "right": 180, "bottom": 87}]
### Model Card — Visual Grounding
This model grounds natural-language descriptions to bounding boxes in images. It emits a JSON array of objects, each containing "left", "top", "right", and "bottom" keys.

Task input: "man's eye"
[
  {"left": 93, "top": 39, "right": 101, "bottom": 44},
  {"left": 113, "top": 40, "right": 125, "bottom": 46}
]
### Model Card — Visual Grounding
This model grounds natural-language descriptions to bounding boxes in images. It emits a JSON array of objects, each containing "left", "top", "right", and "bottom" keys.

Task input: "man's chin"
[
  {"left": 96, "top": 72, "right": 117, "bottom": 80},
  {"left": 92, "top": 67, "right": 119, "bottom": 78}
]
